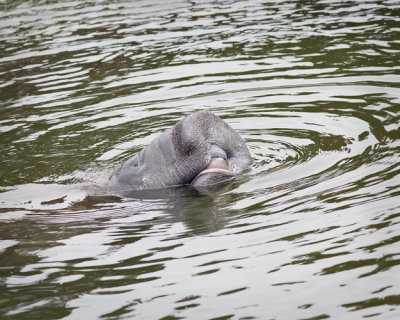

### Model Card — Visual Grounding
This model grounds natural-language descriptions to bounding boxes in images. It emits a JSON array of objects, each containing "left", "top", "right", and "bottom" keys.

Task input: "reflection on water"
[{"left": 1, "top": 0, "right": 400, "bottom": 319}]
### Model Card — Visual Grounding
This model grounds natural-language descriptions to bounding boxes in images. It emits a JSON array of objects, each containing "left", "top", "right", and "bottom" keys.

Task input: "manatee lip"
[
  {"left": 195, "top": 167, "right": 233, "bottom": 177},
  {"left": 191, "top": 157, "right": 233, "bottom": 184}
]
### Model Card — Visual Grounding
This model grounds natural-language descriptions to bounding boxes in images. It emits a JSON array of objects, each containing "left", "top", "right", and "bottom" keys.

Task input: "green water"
[{"left": 1, "top": 0, "right": 400, "bottom": 319}]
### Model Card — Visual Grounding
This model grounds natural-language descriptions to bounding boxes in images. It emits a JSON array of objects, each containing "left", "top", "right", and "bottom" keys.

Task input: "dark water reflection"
[{"left": 1, "top": 0, "right": 400, "bottom": 319}]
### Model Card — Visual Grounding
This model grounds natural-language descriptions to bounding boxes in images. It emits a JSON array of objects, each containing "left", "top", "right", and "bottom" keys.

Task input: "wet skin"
[{"left": 107, "top": 111, "right": 252, "bottom": 194}]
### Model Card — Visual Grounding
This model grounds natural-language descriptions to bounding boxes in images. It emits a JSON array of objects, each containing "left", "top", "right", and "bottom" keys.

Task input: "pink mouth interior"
[{"left": 195, "top": 157, "right": 233, "bottom": 178}]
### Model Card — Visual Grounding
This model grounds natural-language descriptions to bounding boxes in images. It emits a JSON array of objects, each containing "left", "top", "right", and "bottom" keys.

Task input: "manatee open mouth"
[{"left": 190, "top": 157, "right": 234, "bottom": 187}]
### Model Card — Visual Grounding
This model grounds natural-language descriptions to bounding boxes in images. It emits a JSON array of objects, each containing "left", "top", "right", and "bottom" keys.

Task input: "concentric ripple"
[{"left": 0, "top": 0, "right": 400, "bottom": 319}]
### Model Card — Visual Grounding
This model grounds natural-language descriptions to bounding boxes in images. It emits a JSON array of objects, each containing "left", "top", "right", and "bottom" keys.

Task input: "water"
[{"left": 1, "top": 0, "right": 400, "bottom": 319}]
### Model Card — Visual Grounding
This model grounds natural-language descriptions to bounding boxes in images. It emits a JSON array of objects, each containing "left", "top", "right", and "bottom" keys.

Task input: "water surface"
[{"left": 1, "top": 0, "right": 400, "bottom": 319}]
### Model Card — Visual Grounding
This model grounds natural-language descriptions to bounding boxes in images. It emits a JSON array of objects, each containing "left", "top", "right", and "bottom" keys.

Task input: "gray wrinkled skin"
[{"left": 107, "top": 111, "right": 252, "bottom": 193}]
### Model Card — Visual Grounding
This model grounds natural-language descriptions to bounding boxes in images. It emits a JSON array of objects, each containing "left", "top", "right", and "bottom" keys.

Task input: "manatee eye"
[
  {"left": 127, "top": 154, "right": 141, "bottom": 169},
  {"left": 128, "top": 158, "right": 139, "bottom": 168}
]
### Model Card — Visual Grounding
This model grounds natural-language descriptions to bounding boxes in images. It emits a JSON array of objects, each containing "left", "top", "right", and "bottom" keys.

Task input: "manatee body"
[{"left": 107, "top": 111, "right": 252, "bottom": 194}]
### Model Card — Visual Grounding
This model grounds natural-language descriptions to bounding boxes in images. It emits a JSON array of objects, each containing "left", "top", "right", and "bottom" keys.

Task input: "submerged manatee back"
[{"left": 107, "top": 111, "right": 252, "bottom": 193}]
